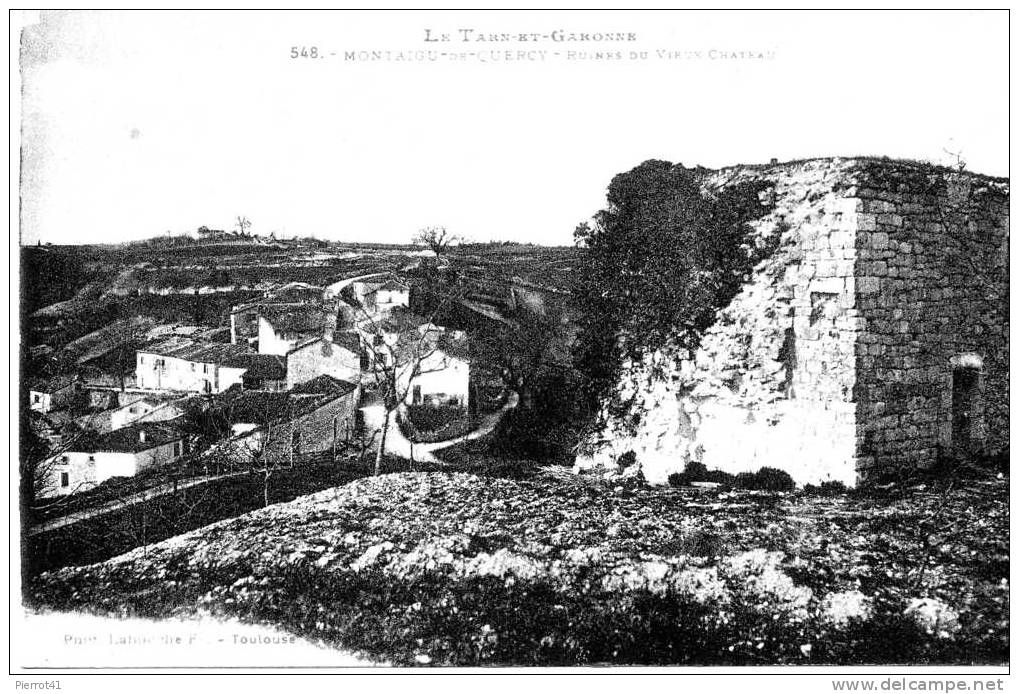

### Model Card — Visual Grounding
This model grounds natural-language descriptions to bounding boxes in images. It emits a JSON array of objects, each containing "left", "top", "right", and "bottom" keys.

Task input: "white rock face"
[{"left": 575, "top": 159, "right": 863, "bottom": 487}]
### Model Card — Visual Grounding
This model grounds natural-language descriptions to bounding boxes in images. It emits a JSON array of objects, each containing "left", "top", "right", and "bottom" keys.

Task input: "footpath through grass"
[{"left": 29, "top": 471, "right": 1008, "bottom": 666}]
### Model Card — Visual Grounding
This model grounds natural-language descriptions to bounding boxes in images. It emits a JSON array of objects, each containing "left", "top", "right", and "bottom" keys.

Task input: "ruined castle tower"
[{"left": 575, "top": 158, "right": 1009, "bottom": 486}]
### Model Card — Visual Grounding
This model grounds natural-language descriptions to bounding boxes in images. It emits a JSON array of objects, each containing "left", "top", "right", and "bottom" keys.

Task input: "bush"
[
  {"left": 802, "top": 480, "right": 848, "bottom": 497},
  {"left": 668, "top": 461, "right": 736, "bottom": 488},
  {"left": 400, "top": 405, "right": 473, "bottom": 444},
  {"left": 734, "top": 467, "right": 795, "bottom": 492}
]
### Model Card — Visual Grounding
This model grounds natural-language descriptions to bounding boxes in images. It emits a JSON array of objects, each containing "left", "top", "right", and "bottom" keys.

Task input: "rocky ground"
[{"left": 29, "top": 470, "right": 1008, "bottom": 666}]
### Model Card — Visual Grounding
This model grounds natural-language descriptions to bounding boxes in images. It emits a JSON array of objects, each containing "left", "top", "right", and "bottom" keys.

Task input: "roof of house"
[
  {"left": 85, "top": 421, "right": 185, "bottom": 454},
  {"left": 291, "top": 374, "right": 359, "bottom": 398},
  {"left": 260, "top": 304, "right": 327, "bottom": 336},
  {"left": 224, "top": 353, "right": 288, "bottom": 381},
  {"left": 286, "top": 331, "right": 361, "bottom": 358},
  {"left": 330, "top": 330, "right": 362, "bottom": 355},
  {"left": 28, "top": 374, "right": 77, "bottom": 393},
  {"left": 224, "top": 389, "right": 344, "bottom": 425},
  {"left": 375, "top": 279, "right": 410, "bottom": 292},
  {"left": 139, "top": 338, "right": 250, "bottom": 364}
]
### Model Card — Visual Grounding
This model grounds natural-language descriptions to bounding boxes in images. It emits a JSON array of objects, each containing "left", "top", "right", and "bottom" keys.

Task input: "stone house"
[
  {"left": 215, "top": 375, "right": 361, "bottom": 465},
  {"left": 285, "top": 333, "right": 362, "bottom": 390},
  {"left": 576, "top": 158, "right": 1008, "bottom": 487}
]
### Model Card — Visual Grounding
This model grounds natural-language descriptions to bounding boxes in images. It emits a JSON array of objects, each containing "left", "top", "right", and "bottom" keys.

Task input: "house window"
[
  {"left": 88, "top": 455, "right": 95, "bottom": 463},
  {"left": 203, "top": 364, "right": 209, "bottom": 374},
  {"left": 60, "top": 472, "right": 69, "bottom": 488},
  {"left": 191, "top": 363, "right": 196, "bottom": 372},
  {"left": 32, "top": 394, "right": 40, "bottom": 404},
  {"left": 413, "top": 385, "right": 422, "bottom": 405},
  {"left": 360, "top": 352, "right": 370, "bottom": 370},
  {"left": 139, "top": 356, "right": 145, "bottom": 365},
  {"left": 173, "top": 442, "right": 181, "bottom": 457}
]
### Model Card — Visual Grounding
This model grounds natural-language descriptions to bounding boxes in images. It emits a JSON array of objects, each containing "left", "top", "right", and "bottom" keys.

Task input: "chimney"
[
  {"left": 139, "top": 429, "right": 146, "bottom": 443},
  {"left": 770, "top": 157, "right": 779, "bottom": 165}
]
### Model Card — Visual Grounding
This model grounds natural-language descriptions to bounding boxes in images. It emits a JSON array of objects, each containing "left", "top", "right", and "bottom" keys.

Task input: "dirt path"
[{"left": 383, "top": 391, "right": 520, "bottom": 464}]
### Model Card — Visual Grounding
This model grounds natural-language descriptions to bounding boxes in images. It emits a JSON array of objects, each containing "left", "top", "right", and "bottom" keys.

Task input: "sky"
[{"left": 16, "top": 10, "right": 1009, "bottom": 246}]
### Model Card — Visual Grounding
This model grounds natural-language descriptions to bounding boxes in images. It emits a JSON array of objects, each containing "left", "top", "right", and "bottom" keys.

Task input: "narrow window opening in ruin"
[
  {"left": 777, "top": 327, "right": 797, "bottom": 398},
  {"left": 951, "top": 366, "right": 981, "bottom": 451}
]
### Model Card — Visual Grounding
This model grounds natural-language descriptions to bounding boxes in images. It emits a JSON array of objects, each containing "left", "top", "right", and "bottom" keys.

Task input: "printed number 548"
[{"left": 291, "top": 47, "right": 319, "bottom": 58}]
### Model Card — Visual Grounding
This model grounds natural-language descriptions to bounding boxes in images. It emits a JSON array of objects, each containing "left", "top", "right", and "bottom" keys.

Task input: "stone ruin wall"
[
  {"left": 575, "top": 158, "right": 1009, "bottom": 487},
  {"left": 851, "top": 164, "right": 1009, "bottom": 475}
]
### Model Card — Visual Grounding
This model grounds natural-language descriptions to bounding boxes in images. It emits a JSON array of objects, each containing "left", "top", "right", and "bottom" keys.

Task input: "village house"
[
  {"left": 109, "top": 395, "right": 186, "bottom": 431},
  {"left": 229, "top": 302, "right": 268, "bottom": 348},
  {"left": 357, "top": 309, "right": 471, "bottom": 408},
  {"left": 285, "top": 332, "right": 361, "bottom": 390},
  {"left": 28, "top": 375, "right": 78, "bottom": 414},
  {"left": 360, "top": 278, "right": 411, "bottom": 317},
  {"left": 135, "top": 338, "right": 249, "bottom": 393},
  {"left": 208, "top": 375, "right": 362, "bottom": 467},
  {"left": 257, "top": 304, "right": 334, "bottom": 356},
  {"left": 39, "top": 421, "right": 186, "bottom": 498},
  {"left": 225, "top": 353, "right": 289, "bottom": 391},
  {"left": 397, "top": 331, "right": 471, "bottom": 407}
]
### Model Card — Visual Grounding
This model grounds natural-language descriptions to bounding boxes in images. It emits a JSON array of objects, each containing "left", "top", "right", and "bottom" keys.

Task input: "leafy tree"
[{"left": 572, "top": 160, "right": 770, "bottom": 403}]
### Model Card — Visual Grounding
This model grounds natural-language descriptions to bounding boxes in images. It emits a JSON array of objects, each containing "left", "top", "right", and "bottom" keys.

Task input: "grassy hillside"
[{"left": 29, "top": 471, "right": 1008, "bottom": 666}]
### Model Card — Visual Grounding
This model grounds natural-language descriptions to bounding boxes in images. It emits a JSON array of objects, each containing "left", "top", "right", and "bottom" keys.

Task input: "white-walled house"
[
  {"left": 397, "top": 338, "right": 471, "bottom": 407},
  {"left": 257, "top": 305, "right": 331, "bottom": 356},
  {"left": 28, "top": 375, "right": 77, "bottom": 413},
  {"left": 108, "top": 397, "right": 185, "bottom": 431},
  {"left": 363, "top": 279, "right": 410, "bottom": 316},
  {"left": 135, "top": 339, "right": 249, "bottom": 393},
  {"left": 38, "top": 422, "right": 186, "bottom": 498}
]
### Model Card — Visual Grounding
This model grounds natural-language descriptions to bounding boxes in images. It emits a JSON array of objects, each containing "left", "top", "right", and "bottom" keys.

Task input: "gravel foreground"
[{"left": 29, "top": 471, "right": 1009, "bottom": 666}]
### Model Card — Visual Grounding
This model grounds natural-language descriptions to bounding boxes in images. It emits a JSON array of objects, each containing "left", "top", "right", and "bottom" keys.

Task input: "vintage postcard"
[{"left": 10, "top": 8, "right": 1010, "bottom": 685}]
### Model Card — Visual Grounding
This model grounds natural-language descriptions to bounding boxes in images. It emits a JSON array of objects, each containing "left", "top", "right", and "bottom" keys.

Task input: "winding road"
[{"left": 383, "top": 390, "right": 520, "bottom": 464}]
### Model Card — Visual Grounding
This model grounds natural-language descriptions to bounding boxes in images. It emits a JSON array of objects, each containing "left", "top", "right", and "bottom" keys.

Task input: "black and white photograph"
[{"left": 9, "top": 8, "right": 1011, "bottom": 685}]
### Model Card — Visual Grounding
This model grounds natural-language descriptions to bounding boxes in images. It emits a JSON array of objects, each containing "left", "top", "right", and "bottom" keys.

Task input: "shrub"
[
  {"left": 802, "top": 480, "right": 848, "bottom": 497},
  {"left": 734, "top": 467, "right": 795, "bottom": 492},
  {"left": 668, "top": 461, "right": 735, "bottom": 487},
  {"left": 401, "top": 405, "right": 473, "bottom": 443}
]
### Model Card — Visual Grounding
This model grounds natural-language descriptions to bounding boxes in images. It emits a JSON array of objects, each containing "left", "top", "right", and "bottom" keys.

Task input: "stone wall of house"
[
  {"left": 851, "top": 163, "right": 1009, "bottom": 475},
  {"left": 574, "top": 158, "right": 1009, "bottom": 487}
]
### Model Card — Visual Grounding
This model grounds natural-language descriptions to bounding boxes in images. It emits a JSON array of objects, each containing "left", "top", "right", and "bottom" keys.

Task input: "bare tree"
[
  {"left": 348, "top": 284, "right": 469, "bottom": 475},
  {"left": 235, "top": 215, "right": 252, "bottom": 236},
  {"left": 413, "top": 226, "right": 461, "bottom": 257},
  {"left": 197, "top": 394, "right": 296, "bottom": 507}
]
